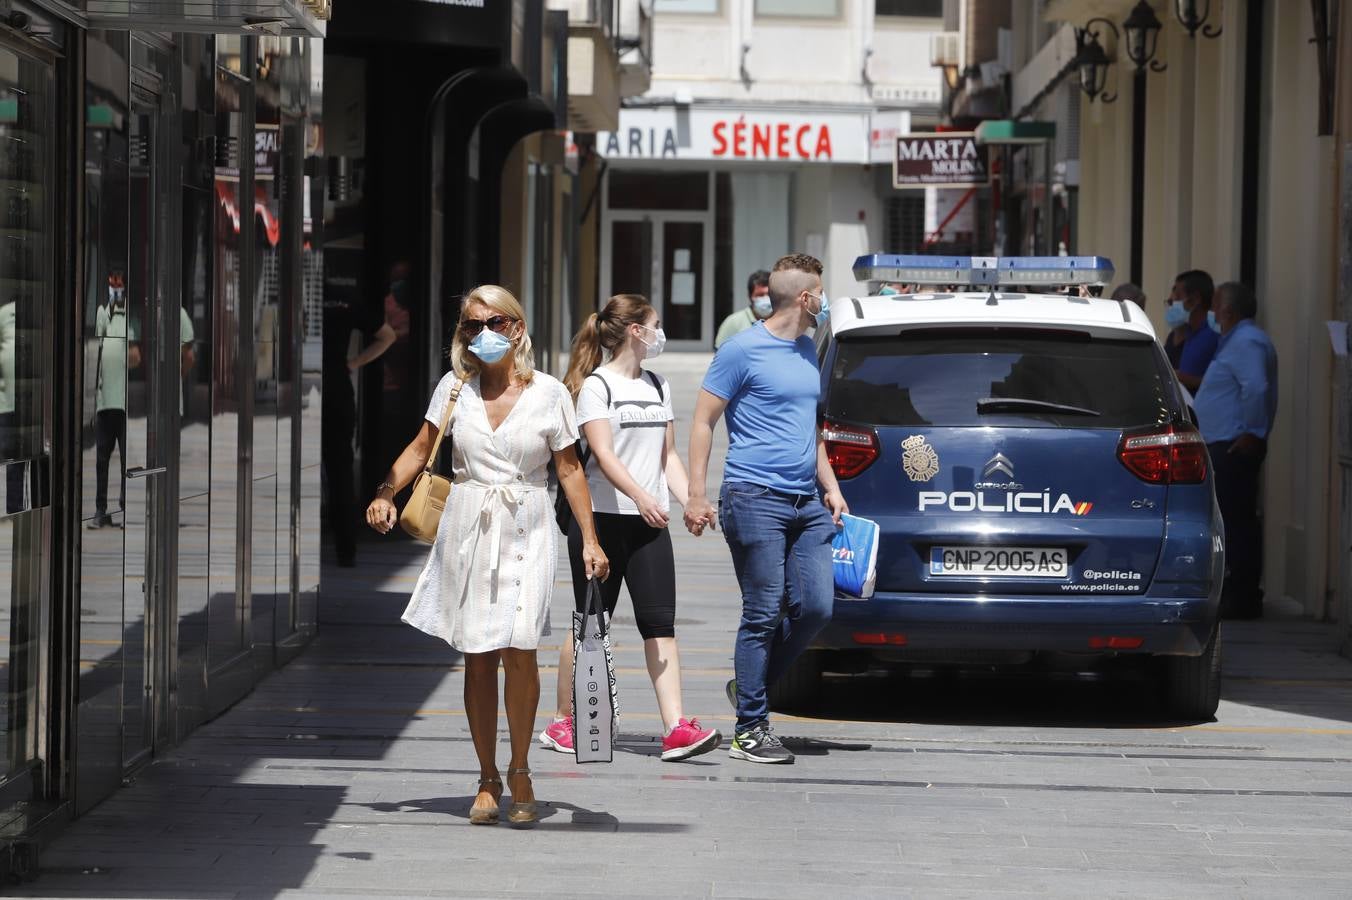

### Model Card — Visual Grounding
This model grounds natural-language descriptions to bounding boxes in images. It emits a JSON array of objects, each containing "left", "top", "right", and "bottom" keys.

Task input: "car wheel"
[
  {"left": 1164, "top": 626, "right": 1221, "bottom": 721},
  {"left": 768, "top": 649, "right": 824, "bottom": 712}
]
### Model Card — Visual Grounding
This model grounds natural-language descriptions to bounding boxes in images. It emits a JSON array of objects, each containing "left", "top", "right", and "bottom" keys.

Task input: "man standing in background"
[
  {"left": 1194, "top": 282, "right": 1278, "bottom": 620},
  {"left": 714, "top": 270, "right": 771, "bottom": 350}
]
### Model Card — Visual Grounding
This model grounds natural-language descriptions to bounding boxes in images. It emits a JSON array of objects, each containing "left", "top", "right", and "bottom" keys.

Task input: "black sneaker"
[{"left": 729, "top": 723, "right": 794, "bottom": 764}]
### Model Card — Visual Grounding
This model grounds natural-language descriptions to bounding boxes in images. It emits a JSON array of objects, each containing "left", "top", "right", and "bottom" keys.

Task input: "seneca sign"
[
  {"left": 593, "top": 108, "right": 872, "bottom": 164},
  {"left": 893, "top": 133, "right": 990, "bottom": 189}
]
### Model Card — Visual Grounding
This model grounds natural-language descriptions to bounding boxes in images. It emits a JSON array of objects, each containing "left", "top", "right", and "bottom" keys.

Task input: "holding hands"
[{"left": 684, "top": 495, "right": 717, "bottom": 537}]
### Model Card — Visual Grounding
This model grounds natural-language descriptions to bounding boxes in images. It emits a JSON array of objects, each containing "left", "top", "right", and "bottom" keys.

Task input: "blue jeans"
[{"left": 719, "top": 481, "right": 836, "bottom": 732}]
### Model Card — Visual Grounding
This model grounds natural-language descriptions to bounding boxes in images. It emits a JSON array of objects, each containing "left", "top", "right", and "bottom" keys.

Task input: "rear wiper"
[{"left": 976, "top": 397, "right": 1101, "bottom": 417}]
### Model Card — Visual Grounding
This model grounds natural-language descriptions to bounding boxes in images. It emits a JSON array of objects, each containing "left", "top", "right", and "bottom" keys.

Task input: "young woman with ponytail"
[{"left": 542, "top": 295, "right": 721, "bottom": 761}]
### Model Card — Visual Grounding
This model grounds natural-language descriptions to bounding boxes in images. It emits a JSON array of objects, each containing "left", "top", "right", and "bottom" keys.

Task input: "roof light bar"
[{"left": 853, "top": 255, "right": 1115, "bottom": 288}]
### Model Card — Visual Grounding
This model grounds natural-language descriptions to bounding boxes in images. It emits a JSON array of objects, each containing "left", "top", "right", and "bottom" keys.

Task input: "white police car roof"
[{"left": 828, "top": 291, "right": 1159, "bottom": 342}]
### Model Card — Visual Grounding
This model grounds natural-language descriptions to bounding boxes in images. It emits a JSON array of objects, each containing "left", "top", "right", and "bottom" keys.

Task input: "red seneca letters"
[{"left": 711, "top": 119, "right": 833, "bottom": 160}]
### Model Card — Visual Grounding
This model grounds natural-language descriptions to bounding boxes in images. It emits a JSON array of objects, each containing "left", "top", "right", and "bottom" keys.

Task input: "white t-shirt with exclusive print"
[{"left": 575, "top": 367, "right": 674, "bottom": 516}]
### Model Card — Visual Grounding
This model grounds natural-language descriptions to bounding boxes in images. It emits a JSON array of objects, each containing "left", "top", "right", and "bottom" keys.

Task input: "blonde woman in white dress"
[{"left": 366, "top": 285, "right": 609, "bottom": 826}]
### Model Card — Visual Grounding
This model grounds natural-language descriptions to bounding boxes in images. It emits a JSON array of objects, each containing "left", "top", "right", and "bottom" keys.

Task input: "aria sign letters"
[{"left": 892, "top": 133, "right": 989, "bottom": 189}]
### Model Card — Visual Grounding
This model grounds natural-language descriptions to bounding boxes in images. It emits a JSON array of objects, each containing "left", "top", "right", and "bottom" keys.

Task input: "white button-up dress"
[{"left": 402, "top": 371, "right": 578, "bottom": 653}]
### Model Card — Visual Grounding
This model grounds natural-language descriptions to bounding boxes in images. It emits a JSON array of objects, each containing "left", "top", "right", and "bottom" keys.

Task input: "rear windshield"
[{"left": 826, "top": 330, "right": 1173, "bottom": 428}]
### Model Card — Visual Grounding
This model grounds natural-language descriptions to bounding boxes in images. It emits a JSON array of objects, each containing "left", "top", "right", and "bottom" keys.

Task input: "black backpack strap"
[
  {"left": 586, "top": 370, "right": 612, "bottom": 407},
  {"left": 643, "top": 369, "right": 663, "bottom": 400}
]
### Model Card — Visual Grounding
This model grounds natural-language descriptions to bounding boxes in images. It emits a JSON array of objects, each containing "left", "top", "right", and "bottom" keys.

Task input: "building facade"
[
  {"left": 322, "top": 0, "right": 645, "bottom": 506},
  {"left": 585, "top": 0, "right": 946, "bottom": 346},
  {"left": 967, "top": 1, "right": 1352, "bottom": 649},
  {"left": 1, "top": 1, "right": 329, "bottom": 875}
]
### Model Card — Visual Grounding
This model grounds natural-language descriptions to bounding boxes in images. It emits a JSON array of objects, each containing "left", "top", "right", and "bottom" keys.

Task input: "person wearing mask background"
[
  {"left": 714, "top": 270, "right": 772, "bottom": 350},
  {"left": 1194, "top": 282, "right": 1277, "bottom": 620},
  {"left": 1164, "top": 270, "right": 1219, "bottom": 393},
  {"left": 321, "top": 263, "right": 398, "bottom": 567},
  {"left": 89, "top": 270, "right": 135, "bottom": 529},
  {"left": 686, "top": 253, "right": 847, "bottom": 765},
  {"left": 539, "top": 293, "right": 721, "bottom": 762}
]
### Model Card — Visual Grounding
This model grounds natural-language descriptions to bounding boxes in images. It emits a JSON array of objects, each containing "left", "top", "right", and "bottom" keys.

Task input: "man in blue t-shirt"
[
  {"left": 686, "top": 252, "right": 848, "bottom": 764},
  {"left": 1163, "top": 269, "right": 1220, "bottom": 392}
]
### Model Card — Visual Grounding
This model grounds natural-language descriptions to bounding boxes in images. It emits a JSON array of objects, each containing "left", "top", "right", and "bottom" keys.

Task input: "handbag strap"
[{"left": 423, "top": 379, "right": 463, "bottom": 475}]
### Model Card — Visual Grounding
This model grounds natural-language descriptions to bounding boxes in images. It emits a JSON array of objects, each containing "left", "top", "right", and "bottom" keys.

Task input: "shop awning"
[
  {"left": 81, "top": 1, "right": 330, "bottom": 37},
  {"left": 974, "top": 120, "right": 1057, "bottom": 145}
]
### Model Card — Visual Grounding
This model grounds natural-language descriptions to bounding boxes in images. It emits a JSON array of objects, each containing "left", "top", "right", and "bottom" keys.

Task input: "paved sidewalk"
[{"left": 18, "top": 354, "right": 1352, "bottom": 899}]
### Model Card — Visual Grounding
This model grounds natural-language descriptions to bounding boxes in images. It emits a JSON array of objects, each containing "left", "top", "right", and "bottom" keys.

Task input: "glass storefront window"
[{"left": 0, "top": 38, "right": 55, "bottom": 795}]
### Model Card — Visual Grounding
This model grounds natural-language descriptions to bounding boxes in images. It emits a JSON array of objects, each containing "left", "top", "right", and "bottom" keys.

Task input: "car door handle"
[{"left": 126, "top": 466, "right": 168, "bottom": 479}]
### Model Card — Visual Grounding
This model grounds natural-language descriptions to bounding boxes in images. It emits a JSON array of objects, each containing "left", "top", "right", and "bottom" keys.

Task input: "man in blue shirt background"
[
  {"left": 1194, "top": 281, "right": 1278, "bottom": 619},
  {"left": 1164, "top": 269, "right": 1220, "bottom": 393},
  {"left": 686, "top": 252, "right": 848, "bottom": 765}
]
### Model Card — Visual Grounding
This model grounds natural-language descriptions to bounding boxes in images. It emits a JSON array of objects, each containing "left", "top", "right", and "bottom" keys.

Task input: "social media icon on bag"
[
  {"left": 589, "top": 710, "right": 598, "bottom": 719},
  {"left": 591, "top": 740, "right": 599, "bottom": 751},
  {"left": 590, "top": 725, "right": 599, "bottom": 735},
  {"left": 587, "top": 681, "right": 598, "bottom": 692},
  {"left": 588, "top": 696, "right": 599, "bottom": 706}
]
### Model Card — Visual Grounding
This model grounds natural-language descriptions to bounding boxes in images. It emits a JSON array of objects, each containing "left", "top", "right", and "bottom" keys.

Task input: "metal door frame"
[
  {"left": 598, "top": 171, "right": 716, "bottom": 352},
  {"left": 124, "top": 71, "right": 177, "bottom": 770}
]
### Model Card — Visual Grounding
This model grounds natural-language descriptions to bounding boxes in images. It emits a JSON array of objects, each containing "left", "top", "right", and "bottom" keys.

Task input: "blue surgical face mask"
[
  {"left": 468, "top": 328, "right": 512, "bottom": 363},
  {"left": 1165, "top": 301, "right": 1188, "bottom": 328},
  {"left": 751, "top": 295, "right": 773, "bottom": 318},
  {"left": 1206, "top": 310, "right": 1221, "bottom": 334},
  {"left": 809, "top": 291, "right": 830, "bottom": 329},
  {"left": 879, "top": 285, "right": 899, "bottom": 296}
]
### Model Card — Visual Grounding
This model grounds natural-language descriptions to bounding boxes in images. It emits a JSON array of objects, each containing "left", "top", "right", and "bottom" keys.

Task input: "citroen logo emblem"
[{"left": 984, "top": 453, "right": 1014, "bottom": 479}]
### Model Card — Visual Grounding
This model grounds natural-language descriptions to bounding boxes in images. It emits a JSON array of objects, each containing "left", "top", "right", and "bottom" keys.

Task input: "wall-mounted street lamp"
[
  {"left": 1122, "top": 0, "right": 1167, "bottom": 71},
  {"left": 1175, "top": 0, "right": 1222, "bottom": 39},
  {"left": 1075, "top": 22, "right": 1117, "bottom": 103}
]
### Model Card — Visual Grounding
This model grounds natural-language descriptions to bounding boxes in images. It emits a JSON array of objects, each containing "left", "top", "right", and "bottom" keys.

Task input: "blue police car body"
[{"left": 784, "top": 256, "right": 1225, "bottom": 719}]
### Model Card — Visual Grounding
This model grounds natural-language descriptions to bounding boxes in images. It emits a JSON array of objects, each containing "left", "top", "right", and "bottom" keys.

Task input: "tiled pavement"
[{"left": 15, "top": 353, "right": 1352, "bottom": 899}]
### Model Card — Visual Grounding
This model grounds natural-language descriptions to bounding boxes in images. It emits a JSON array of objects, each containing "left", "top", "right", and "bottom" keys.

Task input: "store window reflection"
[{"left": 0, "top": 42, "right": 55, "bottom": 793}]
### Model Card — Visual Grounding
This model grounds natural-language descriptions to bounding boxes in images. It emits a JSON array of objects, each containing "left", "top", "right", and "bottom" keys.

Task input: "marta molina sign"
[{"left": 892, "top": 132, "right": 989, "bottom": 189}]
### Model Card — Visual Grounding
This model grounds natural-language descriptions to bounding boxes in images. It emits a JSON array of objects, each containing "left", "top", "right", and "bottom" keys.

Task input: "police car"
[{"left": 779, "top": 255, "right": 1224, "bottom": 720}]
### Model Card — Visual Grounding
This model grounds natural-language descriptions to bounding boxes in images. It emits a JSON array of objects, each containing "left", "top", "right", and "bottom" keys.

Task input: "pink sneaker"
[
  {"left": 539, "top": 716, "right": 574, "bottom": 753},
  {"left": 660, "top": 718, "right": 722, "bottom": 761}
]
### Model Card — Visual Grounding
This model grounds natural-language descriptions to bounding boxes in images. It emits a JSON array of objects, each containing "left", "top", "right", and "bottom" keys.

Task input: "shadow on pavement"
[
  {"left": 17, "top": 536, "right": 473, "bottom": 899},
  {"left": 776, "top": 617, "right": 1352, "bottom": 730}
]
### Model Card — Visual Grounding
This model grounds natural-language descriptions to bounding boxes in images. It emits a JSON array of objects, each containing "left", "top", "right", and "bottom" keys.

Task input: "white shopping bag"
[{"left": 572, "top": 579, "right": 619, "bottom": 763}]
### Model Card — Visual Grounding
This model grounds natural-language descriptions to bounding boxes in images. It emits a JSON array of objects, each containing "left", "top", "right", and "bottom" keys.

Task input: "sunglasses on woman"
[{"left": 459, "top": 315, "right": 516, "bottom": 336}]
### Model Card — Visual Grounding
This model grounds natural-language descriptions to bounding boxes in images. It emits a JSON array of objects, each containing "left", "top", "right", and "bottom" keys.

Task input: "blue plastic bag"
[{"left": 832, "top": 514, "right": 880, "bottom": 598}]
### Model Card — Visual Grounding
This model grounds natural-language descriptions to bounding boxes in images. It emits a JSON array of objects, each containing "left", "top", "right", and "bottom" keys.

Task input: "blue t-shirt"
[
  {"left": 1167, "top": 321, "right": 1220, "bottom": 378},
  {"left": 702, "top": 322, "right": 820, "bottom": 495}
]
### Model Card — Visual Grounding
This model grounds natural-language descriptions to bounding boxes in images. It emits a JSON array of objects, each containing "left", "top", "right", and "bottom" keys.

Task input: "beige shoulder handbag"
[{"left": 399, "top": 380, "right": 463, "bottom": 543}]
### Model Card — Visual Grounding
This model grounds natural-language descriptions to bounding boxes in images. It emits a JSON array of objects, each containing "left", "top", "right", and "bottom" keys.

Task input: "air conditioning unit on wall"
[{"left": 930, "top": 32, "right": 961, "bottom": 70}]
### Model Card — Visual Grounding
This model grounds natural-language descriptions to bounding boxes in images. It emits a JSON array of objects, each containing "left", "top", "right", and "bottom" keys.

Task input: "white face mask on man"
[{"left": 751, "top": 294, "right": 773, "bottom": 318}]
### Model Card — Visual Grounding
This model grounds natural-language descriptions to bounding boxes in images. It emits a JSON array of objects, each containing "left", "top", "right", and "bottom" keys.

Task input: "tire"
[
  {"left": 768, "top": 649, "right": 824, "bottom": 712},
  {"left": 1164, "top": 626, "right": 1222, "bottom": 720}
]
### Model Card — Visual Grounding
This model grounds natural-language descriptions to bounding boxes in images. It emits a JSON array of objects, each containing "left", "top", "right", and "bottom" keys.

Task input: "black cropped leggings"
[{"left": 567, "top": 512, "right": 677, "bottom": 640}]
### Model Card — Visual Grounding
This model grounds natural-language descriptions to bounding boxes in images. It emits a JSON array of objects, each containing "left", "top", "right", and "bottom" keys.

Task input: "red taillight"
[
  {"left": 822, "top": 421, "right": 880, "bottom": 479},
  {"left": 853, "top": 631, "right": 908, "bottom": 646},
  {"left": 1089, "top": 636, "right": 1145, "bottom": 650},
  {"left": 1117, "top": 424, "right": 1208, "bottom": 484}
]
